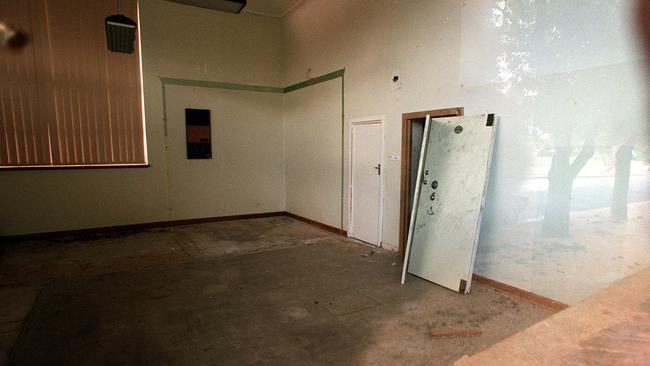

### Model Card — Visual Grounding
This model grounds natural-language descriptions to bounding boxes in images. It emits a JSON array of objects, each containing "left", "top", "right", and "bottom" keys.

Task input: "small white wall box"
[{"left": 105, "top": 14, "right": 137, "bottom": 54}]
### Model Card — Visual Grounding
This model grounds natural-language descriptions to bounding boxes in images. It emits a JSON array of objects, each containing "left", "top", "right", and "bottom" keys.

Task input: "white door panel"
[
  {"left": 402, "top": 114, "right": 496, "bottom": 293},
  {"left": 350, "top": 122, "right": 383, "bottom": 246}
]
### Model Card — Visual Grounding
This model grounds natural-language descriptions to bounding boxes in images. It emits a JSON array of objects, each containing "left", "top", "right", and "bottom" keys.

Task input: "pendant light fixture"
[{"left": 105, "top": 0, "right": 137, "bottom": 54}]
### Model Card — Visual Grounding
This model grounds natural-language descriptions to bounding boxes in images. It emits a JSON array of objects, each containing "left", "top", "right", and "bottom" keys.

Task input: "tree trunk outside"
[
  {"left": 611, "top": 145, "right": 633, "bottom": 221},
  {"left": 542, "top": 143, "right": 594, "bottom": 237},
  {"left": 542, "top": 147, "right": 572, "bottom": 237}
]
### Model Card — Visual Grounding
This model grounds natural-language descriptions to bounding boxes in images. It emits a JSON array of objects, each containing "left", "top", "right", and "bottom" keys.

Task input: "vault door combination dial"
[{"left": 423, "top": 171, "right": 440, "bottom": 215}]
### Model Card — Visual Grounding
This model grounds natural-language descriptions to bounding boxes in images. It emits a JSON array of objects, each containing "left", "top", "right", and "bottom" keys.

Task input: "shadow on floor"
[{"left": 2, "top": 218, "right": 551, "bottom": 366}]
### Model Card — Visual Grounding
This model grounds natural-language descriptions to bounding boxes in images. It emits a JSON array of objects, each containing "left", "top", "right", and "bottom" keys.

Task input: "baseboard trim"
[
  {"left": 472, "top": 274, "right": 569, "bottom": 312},
  {"left": 1, "top": 211, "right": 287, "bottom": 242},
  {"left": 1, "top": 211, "right": 348, "bottom": 243},
  {"left": 3, "top": 213, "right": 569, "bottom": 311},
  {"left": 283, "top": 212, "right": 347, "bottom": 236}
]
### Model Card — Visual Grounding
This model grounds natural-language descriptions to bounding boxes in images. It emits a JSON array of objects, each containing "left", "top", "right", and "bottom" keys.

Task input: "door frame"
[
  {"left": 399, "top": 107, "right": 464, "bottom": 256},
  {"left": 348, "top": 116, "right": 385, "bottom": 246}
]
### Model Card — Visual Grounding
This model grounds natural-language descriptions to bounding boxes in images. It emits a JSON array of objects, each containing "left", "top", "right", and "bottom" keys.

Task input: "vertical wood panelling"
[
  {"left": 0, "top": 0, "right": 53, "bottom": 166},
  {"left": 0, "top": 0, "right": 145, "bottom": 167},
  {"left": 0, "top": 88, "right": 9, "bottom": 164},
  {"left": 7, "top": 87, "right": 18, "bottom": 164}
]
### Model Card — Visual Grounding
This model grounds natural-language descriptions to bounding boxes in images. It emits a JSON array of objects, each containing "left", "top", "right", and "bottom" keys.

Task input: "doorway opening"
[{"left": 398, "top": 107, "right": 464, "bottom": 256}]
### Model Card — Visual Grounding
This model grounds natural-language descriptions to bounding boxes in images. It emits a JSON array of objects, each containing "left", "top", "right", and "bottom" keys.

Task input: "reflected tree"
[
  {"left": 491, "top": 0, "right": 634, "bottom": 237},
  {"left": 611, "top": 144, "right": 634, "bottom": 220},
  {"left": 541, "top": 139, "right": 594, "bottom": 236},
  {"left": 610, "top": 128, "right": 646, "bottom": 220}
]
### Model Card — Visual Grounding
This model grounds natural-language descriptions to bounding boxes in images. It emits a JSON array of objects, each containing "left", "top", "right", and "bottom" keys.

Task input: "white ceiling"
[{"left": 243, "top": 0, "right": 305, "bottom": 18}]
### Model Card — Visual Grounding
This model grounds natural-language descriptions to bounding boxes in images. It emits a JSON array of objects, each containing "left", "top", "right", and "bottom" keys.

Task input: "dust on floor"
[{"left": 1, "top": 217, "right": 552, "bottom": 366}]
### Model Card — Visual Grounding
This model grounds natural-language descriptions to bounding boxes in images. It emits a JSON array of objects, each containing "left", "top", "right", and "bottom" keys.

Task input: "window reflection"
[{"left": 462, "top": 0, "right": 650, "bottom": 304}]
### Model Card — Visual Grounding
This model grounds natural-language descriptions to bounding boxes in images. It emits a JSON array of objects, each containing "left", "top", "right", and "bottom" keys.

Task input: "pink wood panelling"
[
  {"left": 0, "top": 0, "right": 51, "bottom": 166},
  {"left": 0, "top": 0, "right": 145, "bottom": 167}
]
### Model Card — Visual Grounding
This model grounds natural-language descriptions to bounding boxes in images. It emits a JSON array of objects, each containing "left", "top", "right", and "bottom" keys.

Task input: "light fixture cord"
[{"left": 117, "top": 0, "right": 122, "bottom": 14}]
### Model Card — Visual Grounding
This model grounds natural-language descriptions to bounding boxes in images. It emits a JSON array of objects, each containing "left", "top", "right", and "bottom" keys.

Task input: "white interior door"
[
  {"left": 350, "top": 122, "right": 383, "bottom": 246},
  {"left": 402, "top": 114, "right": 496, "bottom": 293}
]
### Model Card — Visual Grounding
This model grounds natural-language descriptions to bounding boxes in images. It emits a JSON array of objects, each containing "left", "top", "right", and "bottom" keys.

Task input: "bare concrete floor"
[{"left": 1, "top": 217, "right": 552, "bottom": 365}]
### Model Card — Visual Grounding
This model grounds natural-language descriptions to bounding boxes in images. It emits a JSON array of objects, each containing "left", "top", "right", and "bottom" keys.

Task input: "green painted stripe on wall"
[
  {"left": 159, "top": 69, "right": 347, "bottom": 230},
  {"left": 161, "top": 82, "right": 169, "bottom": 136},
  {"left": 283, "top": 69, "right": 345, "bottom": 93},
  {"left": 160, "top": 69, "right": 345, "bottom": 95},
  {"left": 160, "top": 77, "right": 285, "bottom": 94},
  {"left": 340, "top": 74, "right": 345, "bottom": 230},
  {"left": 159, "top": 69, "right": 346, "bottom": 136}
]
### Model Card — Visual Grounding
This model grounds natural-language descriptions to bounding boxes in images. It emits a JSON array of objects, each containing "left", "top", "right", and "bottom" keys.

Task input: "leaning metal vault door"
[{"left": 401, "top": 114, "right": 497, "bottom": 294}]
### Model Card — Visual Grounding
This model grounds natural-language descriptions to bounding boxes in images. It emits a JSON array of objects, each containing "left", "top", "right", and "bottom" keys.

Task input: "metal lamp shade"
[{"left": 105, "top": 14, "right": 137, "bottom": 54}]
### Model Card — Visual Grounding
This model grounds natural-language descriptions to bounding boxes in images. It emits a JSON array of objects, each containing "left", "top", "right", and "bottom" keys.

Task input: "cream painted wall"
[
  {"left": 281, "top": 0, "right": 650, "bottom": 303},
  {"left": 166, "top": 86, "right": 285, "bottom": 219},
  {"left": 0, "top": 0, "right": 284, "bottom": 235},
  {"left": 282, "top": 0, "right": 648, "bottom": 245},
  {"left": 283, "top": 78, "right": 343, "bottom": 228},
  {"left": 2, "top": 0, "right": 649, "bottom": 304},
  {"left": 282, "top": 0, "right": 465, "bottom": 246}
]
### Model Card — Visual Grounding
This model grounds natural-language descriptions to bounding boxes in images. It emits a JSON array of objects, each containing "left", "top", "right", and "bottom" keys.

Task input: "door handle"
[{"left": 374, "top": 164, "right": 381, "bottom": 175}]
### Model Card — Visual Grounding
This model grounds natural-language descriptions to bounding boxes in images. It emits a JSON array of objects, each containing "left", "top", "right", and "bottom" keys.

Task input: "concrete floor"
[{"left": 1, "top": 217, "right": 552, "bottom": 365}]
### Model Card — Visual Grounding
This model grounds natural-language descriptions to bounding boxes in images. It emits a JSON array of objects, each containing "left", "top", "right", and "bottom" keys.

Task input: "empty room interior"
[{"left": 1, "top": 0, "right": 650, "bottom": 365}]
